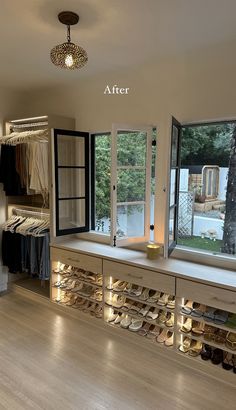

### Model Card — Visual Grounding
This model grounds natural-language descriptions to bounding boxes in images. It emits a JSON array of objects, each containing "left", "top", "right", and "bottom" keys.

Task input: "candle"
[{"left": 146, "top": 243, "right": 160, "bottom": 260}]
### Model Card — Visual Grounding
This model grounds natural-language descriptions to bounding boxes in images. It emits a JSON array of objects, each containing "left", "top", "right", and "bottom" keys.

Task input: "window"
[
  {"left": 91, "top": 126, "right": 156, "bottom": 245},
  {"left": 54, "top": 129, "right": 90, "bottom": 236},
  {"left": 169, "top": 120, "right": 236, "bottom": 259}
]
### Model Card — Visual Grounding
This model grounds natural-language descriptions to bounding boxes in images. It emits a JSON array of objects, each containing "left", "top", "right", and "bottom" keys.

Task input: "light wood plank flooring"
[{"left": 0, "top": 291, "right": 235, "bottom": 410}]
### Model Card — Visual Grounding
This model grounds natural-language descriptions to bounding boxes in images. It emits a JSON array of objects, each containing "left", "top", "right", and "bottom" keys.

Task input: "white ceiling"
[{"left": 1, "top": 0, "right": 236, "bottom": 90}]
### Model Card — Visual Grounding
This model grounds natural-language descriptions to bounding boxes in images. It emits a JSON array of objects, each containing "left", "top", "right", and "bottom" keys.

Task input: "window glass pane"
[
  {"left": 58, "top": 169, "right": 85, "bottom": 198},
  {"left": 57, "top": 135, "right": 85, "bottom": 166},
  {"left": 171, "top": 126, "right": 178, "bottom": 167},
  {"left": 94, "top": 134, "right": 111, "bottom": 234},
  {"left": 177, "top": 122, "right": 236, "bottom": 258},
  {"left": 117, "top": 131, "right": 146, "bottom": 166},
  {"left": 58, "top": 199, "right": 85, "bottom": 230},
  {"left": 169, "top": 206, "right": 175, "bottom": 243},
  {"left": 117, "top": 169, "right": 145, "bottom": 203},
  {"left": 117, "top": 204, "right": 145, "bottom": 238},
  {"left": 170, "top": 169, "right": 176, "bottom": 207}
]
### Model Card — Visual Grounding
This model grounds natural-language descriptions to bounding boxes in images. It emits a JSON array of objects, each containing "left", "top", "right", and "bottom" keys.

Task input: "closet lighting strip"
[{"left": 9, "top": 116, "right": 48, "bottom": 123}]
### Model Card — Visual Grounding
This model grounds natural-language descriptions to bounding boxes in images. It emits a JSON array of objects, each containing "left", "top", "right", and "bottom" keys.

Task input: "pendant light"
[{"left": 50, "top": 11, "right": 88, "bottom": 70}]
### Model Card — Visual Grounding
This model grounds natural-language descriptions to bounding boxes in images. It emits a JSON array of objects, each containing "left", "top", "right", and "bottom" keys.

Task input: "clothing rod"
[
  {"left": 12, "top": 207, "right": 50, "bottom": 217},
  {"left": 10, "top": 122, "right": 48, "bottom": 129}
]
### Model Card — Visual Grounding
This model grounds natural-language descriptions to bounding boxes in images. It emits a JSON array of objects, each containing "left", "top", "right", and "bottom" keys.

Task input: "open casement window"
[
  {"left": 53, "top": 129, "right": 90, "bottom": 236},
  {"left": 168, "top": 117, "right": 182, "bottom": 255},
  {"left": 111, "top": 124, "right": 152, "bottom": 246}
]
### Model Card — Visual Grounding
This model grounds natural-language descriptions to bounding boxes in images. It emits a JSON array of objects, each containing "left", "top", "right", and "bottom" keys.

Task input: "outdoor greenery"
[
  {"left": 181, "top": 123, "right": 233, "bottom": 166},
  {"left": 95, "top": 131, "right": 156, "bottom": 223},
  {"left": 178, "top": 237, "right": 222, "bottom": 252}
]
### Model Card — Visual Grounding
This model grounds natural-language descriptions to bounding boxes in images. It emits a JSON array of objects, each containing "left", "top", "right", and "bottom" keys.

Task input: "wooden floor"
[{"left": 0, "top": 293, "right": 235, "bottom": 410}]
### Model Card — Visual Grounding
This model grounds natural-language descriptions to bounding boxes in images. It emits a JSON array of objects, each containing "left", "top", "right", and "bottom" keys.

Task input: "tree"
[{"left": 222, "top": 126, "right": 236, "bottom": 254}]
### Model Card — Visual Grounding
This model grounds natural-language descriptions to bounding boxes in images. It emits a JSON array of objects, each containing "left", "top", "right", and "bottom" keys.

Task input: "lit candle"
[{"left": 146, "top": 243, "right": 160, "bottom": 260}]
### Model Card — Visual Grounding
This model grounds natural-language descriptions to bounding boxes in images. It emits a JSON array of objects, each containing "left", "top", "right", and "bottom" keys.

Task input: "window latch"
[
  {"left": 150, "top": 224, "right": 154, "bottom": 231},
  {"left": 152, "top": 140, "right": 156, "bottom": 146},
  {"left": 113, "top": 235, "right": 116, "bottom": 247}
]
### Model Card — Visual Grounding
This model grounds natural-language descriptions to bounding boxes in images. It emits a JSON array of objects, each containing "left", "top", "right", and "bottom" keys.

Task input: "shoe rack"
[
  {"left": 50, "top": 249, "right": 103, "bottom": 319},
  {"left": 176, "top": 279, "right": 236, "bottom": 378},
  {"left": 50, "top": 246, "right": 236, "bottom": 385}
]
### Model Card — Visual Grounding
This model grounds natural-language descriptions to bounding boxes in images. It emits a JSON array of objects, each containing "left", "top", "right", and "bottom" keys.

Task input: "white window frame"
[{"left": 110, "top": 123, "right": 153, "bottom": 247}]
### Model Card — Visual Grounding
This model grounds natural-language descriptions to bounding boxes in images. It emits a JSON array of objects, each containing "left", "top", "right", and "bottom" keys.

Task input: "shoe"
[
  {"left": 139, "top": 288, "right": 150, "bottom": 301},
  {"left": 214, "top": 310, "right": 228, "bottom": 325},
  {"left": 214, "top": 329, "right": 227, "bottom": 345},
  {"left": 191, "top": 321, "right": 204, "bottom": 336},
  {"left": 107, "top": 312, "right": 119, "bottom": 323},
  {"left": 166, "top": 296, "right": 175, "bottom": 309},
  {"left": 203, "top": 325, "right": 217, "bottom": 342},
  {"left": 120, "top": 315, "right": 132, "bottom": 329},
  {"left": 71, "top": 283, "right": 83, "bottom": 293},
  {"left": 179, "top": 337, "right": 192, "bottom": 353},
  {"left": 157, "top": 293, "right": 169, "bottom": 306},
  {"left": 164, "top": 332, "right": 174, "bottom": 347},
  {"left": 146, "top": 307, "right": 159, "bottom": 321},
  {"left": 123, "top": 283, "right": 132, "bottom": 294},
  {"left": 226, "top": 332, "right": 236, "bottom": 350},
  {"left": 122, "top": 301, "right": 134, "bottom": 311},
  {"left": 138, "top": 305, "right": 150, "bottom": 317},
  {"left": 226, "top": 313, "right": 236, "bottom": 329},
  {"left": 191, "top": 304, "right": 205, "bottom": 317},
  {"left": 138, "top": 323, "right": 150, "bottom": 336},
  {"left": 200, "top": 344, "right": 212, "bottom": 361},
  {"left": 222, "top": 352, "right": 234, "bottom": 370},
  {"left": 165, "top": 312, "right": 174, "bottom": 327},
  {"left": 203, "top": 307, "right": 216, "bottom": 322},
  {"left": 129, "top": 284, "right": 143, "bottom": 297},
  {"left": 147, "top": 325, "right": 160, "bottom": 339},
  {"left": 147, "top": 290, "right": 161, "bottom": 303},
  {"left": 128, "top": 303, "right": 143, "bottom": 314},
  {"left": 188, "top": 340, "right": 202, "bottom": 357},
  {"left": 129, "top": 319, "right": 143, "bottom": 332},
  {"left": 181, "top": 318, "right": 192, "bottom": 333},
  {"left": 180, "top": 300, "right": 194, "bottom": 315},
  {"left": 113, "top": 281, "right": 128, "bottom": 292},
  {"left": 211, "top": 348, "right": 224, "bottom": 365},
  {"left": 113, "top": 313, "right": 125, "bottom": 325},
  {"left": 156, "top": 328, "right": 169, "bottom": 343},
  {"left": 157, "top": 310, "right": 167, "bottom": 324}
]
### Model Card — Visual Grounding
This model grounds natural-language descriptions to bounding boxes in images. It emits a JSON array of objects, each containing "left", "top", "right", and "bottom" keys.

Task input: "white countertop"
[{"left": 50, "top": 238, "right": 236, "bottom": 292}]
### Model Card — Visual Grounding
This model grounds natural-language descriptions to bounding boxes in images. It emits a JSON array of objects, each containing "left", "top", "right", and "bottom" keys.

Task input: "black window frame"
[{"left": 54, "top": 128, "right": 90, "bottom": 236}]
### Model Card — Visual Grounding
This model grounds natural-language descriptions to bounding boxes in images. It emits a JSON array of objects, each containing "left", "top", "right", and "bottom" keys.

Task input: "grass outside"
[{"left": 177, "top": 236, "right": 222, "bottom": 252}]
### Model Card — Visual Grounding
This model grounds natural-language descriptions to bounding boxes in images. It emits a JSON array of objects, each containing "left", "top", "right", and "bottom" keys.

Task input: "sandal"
[
  {"left": 203, "top": 325, "right": 217, "bottom": 342},
  {"left": 139, "top": 288, "right": 150, "bottom": 301},
  {"left": 146, "top": 307, "right": 159, "bottom": 321},
  {"left": 179, "top": 337, "right": 192, "bottom": 353},
  {"left": 164, "top": 332, "right": 174, "bottom": 347},
  {"left": 203, "top": 307, "right": 216, "bottom": 322},
  {"left": 211, "top": 348, "right": 224, "bottom": 365},
  {"left": 214, "top": 310, "right": 228, "bottom": 325},
  {"left": 138, "top": 322, "right": 150, "bottom": 336},
  {"left": 191, "top": 321, "right": 205, "bottom": 336},
  {"left": 147, "top": 325, "right": 160, "bottom": 339},
  {"left": 200, "top": 344, "right": 212, "bottom": 361},
  {"left": 191, "top": 303, "right": 205, "bottom": 318},
  {"left": 225, "top": 332, "right": 236, "bottom": 350},
  {"left": 157, "top": 293, "right": 169, "bottom": 306},
  {"left": 188, "top": 340, "right": 202, "bottom": 357},
  {"left": 147, "top": 290, "right": 161, "bottom": 303},
  {"left": 214, "top": 329, "right": 227, "bottom": 345},
  {"left": 222, "top": 352, "right": 234, "bottom": 370},
  {"left": 166, "top": 296, "right": 175, "bottom": 309},
  {"left": 165, "top": 312, "right": 175, "bottom": 327},
  {"left": 181, "top": 318, "right": 192, "bottom": 333},
  {"left": 181, "top": 300, "right": 194, "bottom": 315}
]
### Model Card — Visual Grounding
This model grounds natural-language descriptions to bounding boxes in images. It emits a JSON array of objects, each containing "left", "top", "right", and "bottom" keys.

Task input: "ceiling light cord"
[{"left": 67, "top": 25, "right": 71, "bottom": 43}]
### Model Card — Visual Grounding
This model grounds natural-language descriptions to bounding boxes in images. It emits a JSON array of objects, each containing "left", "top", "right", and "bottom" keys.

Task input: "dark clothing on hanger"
[{"left": 0, "top": 145, "right": 25, "bottom": 195}]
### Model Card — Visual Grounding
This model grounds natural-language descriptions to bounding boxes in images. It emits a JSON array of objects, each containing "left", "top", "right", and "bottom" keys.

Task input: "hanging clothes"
[{"left": 2, "top": 214, "right": 50, "bottom": 280}]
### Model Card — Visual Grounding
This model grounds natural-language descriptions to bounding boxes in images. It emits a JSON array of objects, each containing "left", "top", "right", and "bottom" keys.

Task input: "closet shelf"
[
  {"left": 106, "top": 305, "right": 174, "bottom": 330},
  {"left": 179, "top": 331, "right": 236, "bottom": 355},
  {"left": 107, "top": 321, "right": 174, "bottom": 349},
  {"left": 52, "top": 277, "right": 102, "bottom": 290},
  {"left": 61, "top": 291, "right": 103, "bottom": 305},
  {"left": 106, "top": 289, "right": 175, "bottom": 313},
  {"left": 179, "top": 312, "right": 236, "bottom": 333}
]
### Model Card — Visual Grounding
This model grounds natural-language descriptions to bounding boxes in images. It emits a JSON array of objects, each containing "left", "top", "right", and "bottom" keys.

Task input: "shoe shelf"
[
  {"left": 106, "top": 305, "right": 174, "bottom": 331},
  {"left": 179, "top": 312, "right": 236, "bottom": 333},
  {"left": 178, "top": 331, "right": 236, "bottom": 355},
  {"left": 107, "top": 289, "right": 175, "bottom": 314},
  {"left": 51, "top": 261, "right": 103, "bottom": 319}
]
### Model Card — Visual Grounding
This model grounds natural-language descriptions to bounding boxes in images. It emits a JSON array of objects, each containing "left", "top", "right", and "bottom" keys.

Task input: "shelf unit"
[{"left": 50, "top": 245, "right": 236, "bottom": 385}]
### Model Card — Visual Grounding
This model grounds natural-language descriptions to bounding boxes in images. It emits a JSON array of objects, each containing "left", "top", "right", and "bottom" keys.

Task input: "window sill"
[{"left": 172, "top": 245, "right": 236, "bottom": 271}]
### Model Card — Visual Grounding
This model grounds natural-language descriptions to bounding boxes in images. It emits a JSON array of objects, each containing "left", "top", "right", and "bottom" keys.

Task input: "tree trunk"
[{"left": 222, "top": 126, "right": 236, "bottom": 254}]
